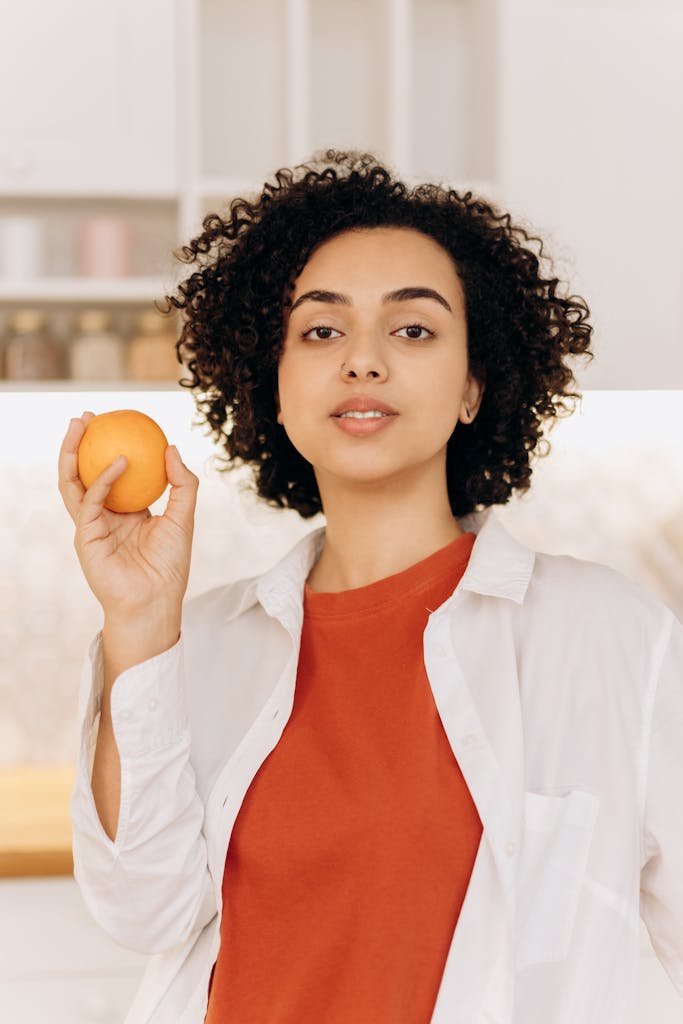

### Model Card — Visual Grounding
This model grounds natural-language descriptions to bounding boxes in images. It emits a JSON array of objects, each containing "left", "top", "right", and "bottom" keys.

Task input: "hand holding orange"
[{"left": 77, "top": 409, "right": 170, "bottom": 513}]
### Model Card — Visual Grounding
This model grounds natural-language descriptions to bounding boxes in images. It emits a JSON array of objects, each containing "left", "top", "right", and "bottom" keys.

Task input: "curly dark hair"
[{"left": 161, "top": 148, "right": 594, "bottom": 519}]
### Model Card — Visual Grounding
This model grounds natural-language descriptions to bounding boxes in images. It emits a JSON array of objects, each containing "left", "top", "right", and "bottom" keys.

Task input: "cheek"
[
  {"left": 275, "top": 360, "right": 309, "bottom": 434},
  {"left": 422, "top": 364, "right": 465, "bottom": 431},
  {"left": 277, "top": 350, "right": 317, "bottom": 412}
]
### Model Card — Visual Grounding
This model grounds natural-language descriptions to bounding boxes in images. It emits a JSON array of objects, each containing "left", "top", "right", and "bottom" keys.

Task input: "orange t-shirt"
[{"left": 205, "top": 531, "right": 483, "bottom": 1023}]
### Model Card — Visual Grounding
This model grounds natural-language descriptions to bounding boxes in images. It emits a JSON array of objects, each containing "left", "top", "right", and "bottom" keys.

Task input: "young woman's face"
[{"left": 277, "top": 225, "right": 483, "bottom": 497}]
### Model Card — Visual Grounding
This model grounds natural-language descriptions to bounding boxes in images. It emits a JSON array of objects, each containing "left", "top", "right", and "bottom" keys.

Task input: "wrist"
[
  {"left": 103, "top": 595, "right": 181, "bottom": 631},
  {"left": 102, "top": 609, "right": 181, "bottom": 690}
]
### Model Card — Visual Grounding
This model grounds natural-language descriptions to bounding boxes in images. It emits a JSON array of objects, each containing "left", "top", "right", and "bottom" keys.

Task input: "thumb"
[{"left": 162, "top": 445, "right": 199, "bottom": 531}]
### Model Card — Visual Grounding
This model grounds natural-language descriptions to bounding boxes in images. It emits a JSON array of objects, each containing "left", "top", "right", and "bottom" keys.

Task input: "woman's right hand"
[{"left": 58, "top": 411, "right": 200, "bottom": 621}]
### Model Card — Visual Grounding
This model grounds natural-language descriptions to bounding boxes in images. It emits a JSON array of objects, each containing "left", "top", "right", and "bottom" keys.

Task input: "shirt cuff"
[
  {"left": 76, "top": 628, "right": 188, "bottom": 767},
  {"left": 108, "top": 635, "right": 188, "bottom": 758}
]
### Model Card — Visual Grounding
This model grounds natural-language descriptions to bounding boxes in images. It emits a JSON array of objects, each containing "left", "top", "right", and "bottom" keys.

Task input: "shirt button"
[
  {"left": 434, "top": 643, "right": 446, "bottom": 657},
  {"left": 119, "top": 708, "right": 131, "bottom": 721},
  {"left": 505, "top": 840, "right": 517, "bottom": 858},
  {"left": 147, "top": 698, "right": 158, "bottom": 711},
  {"left": 462, "top": 733, "right": 479, "bottom": 748}
]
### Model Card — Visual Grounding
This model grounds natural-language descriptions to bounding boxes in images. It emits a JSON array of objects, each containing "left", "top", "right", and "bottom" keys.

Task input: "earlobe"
[
  {"left": 464, "top": 376, "right": 485, "bottom": 421},
  {"left": 462, "top": 382, "right": 483, "bottom": 421}
]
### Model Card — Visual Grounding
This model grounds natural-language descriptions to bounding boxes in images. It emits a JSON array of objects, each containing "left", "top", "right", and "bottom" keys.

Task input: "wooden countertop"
[{"left": 0, "top": 765, "right": 76, "bottom": 878}]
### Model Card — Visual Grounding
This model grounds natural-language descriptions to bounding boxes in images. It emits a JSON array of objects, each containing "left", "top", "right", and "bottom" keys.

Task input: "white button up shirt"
[{"left": 69, "top": 507, "right": 683, "bottom": 1023}]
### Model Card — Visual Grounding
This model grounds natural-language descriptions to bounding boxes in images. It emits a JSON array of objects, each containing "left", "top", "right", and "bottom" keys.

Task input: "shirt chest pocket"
[{"left": 515, "top": 788, "right": 600, "bottom": 973}]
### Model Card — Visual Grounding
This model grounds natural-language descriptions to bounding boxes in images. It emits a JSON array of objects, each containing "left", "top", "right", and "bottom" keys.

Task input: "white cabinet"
[
  {"left": 0, "top": 0, "right": 176, "bottom": 195},
  {"left": 0, "top": 877, "right": 148, "bottom": 1024},
  {"left": 1, "top": 0, "right": 681, "bottom": 386},
  {"left": 196, "top": 0, "right": 499, "bottom": 194},
  {"left": 0, "top": 975, "right": 143, "bottom": 1024},
  {"left": 498, "top": 0, "right": 683, "bottom": 389}
]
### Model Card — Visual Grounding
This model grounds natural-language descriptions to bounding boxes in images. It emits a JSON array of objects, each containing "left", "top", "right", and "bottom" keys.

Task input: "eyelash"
[{"left": 300, "top": 323, "right": 435, "bottom": 342}]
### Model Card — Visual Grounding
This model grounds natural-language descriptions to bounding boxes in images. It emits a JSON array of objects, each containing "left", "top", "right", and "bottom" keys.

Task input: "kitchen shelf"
[
  {"left": 0, "top": 188, "right": 178, "bottom": 202},
  {"left": 1, "top": 0, "right": 505, "bottom": 394},
  {"left": 0, "top": 380, "right": 185, "bottom": 392},
  {"left": 0, "top": 278, "right": 170, "bottom": 304}
]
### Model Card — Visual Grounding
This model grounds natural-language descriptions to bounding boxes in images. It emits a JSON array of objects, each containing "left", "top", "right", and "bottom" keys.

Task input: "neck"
[{"left": 307, "top": 472, "right": 463, "bottom": 593}]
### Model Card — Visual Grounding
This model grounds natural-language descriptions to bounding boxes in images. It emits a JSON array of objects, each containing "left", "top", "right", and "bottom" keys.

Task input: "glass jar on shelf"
[
  {"left": 127, "top": 309, "right": 180, "bottom": 382},
  {"left": 69, "top": 309, "right": 126, "bottom": 382},
  {"left": 3, "top": 310, "right": 63, "bottom": 381},
  {"left": 0, "top": 215, "right": 45, "bottom": 280},
  {"left": 77, "top": 216, "right": 132, "bottom": 278}
]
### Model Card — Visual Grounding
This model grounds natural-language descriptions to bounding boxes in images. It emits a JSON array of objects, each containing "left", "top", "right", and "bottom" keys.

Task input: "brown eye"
[
  {"left": 301, "top": 325, "right": 342, "bottom": 341},
  {"left": 395, "top": 324, "right": 434, "bottom": 340}
]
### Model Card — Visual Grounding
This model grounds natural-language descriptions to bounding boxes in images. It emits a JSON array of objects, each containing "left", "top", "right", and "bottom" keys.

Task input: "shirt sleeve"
[
  {"left": 640, "top": 608, "right": 683, "bottom": 996},
  {"left": 69, "top": 629, "right": 217, "bottom": 955}
]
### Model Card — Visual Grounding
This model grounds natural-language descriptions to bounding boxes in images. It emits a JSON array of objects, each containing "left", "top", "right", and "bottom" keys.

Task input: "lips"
[{"left": 331, "top": 397, "right": 398, "bottom": 416}]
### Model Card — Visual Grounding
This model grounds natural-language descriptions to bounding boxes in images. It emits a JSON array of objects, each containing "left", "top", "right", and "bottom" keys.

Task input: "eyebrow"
[{"left": 288, "top": 286, "right": 453, "bottom": 315}]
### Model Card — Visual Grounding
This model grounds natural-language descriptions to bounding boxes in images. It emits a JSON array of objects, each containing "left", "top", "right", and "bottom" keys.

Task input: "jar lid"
[
  {"left": 134, "top": 309, "right": 174, "bottom": 335},
  {"left": 76, "top": 309, "right": 113, "bottom": 333},
  {"left": 9, "top": 309, "right": 47, "bottom": 333}
]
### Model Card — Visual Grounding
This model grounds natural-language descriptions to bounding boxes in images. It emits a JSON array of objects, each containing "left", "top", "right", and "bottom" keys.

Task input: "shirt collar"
[
  {"left": 254, "top": 506, "right": 535, "bottom": 614},
  {"left": 457, "top": 507, "right": 536, "bottom": 604}
]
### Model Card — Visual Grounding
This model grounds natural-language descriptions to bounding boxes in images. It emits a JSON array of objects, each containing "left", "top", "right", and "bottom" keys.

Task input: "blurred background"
[{"left": 0, "top": 0, "right": 682, "bottom": 1021}]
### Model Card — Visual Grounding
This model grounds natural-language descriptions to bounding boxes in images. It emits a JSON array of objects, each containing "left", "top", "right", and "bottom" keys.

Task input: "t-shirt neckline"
[{"left": 303, "top": 531, "right": 476, "bottom": 617}]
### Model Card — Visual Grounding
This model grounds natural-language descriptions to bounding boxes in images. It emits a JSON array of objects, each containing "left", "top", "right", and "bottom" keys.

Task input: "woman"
[{"left": 58, "top": 150, "right": 683, "bottom": 1023}]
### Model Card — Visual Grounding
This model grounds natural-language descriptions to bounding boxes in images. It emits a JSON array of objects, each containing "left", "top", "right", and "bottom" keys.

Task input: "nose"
[{"left": 340, "top": 334, "right": 388, "bottom": 381}]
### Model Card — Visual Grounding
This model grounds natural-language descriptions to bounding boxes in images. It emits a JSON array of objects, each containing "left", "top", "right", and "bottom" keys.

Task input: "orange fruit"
[{"left": 77, "top": 409, "right": 169, "bottom": 513}]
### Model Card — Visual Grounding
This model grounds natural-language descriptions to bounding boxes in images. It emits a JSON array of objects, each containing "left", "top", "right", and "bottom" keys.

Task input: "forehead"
[{"left": 293, "top": 226, "right": 462, "bottom": 296}]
